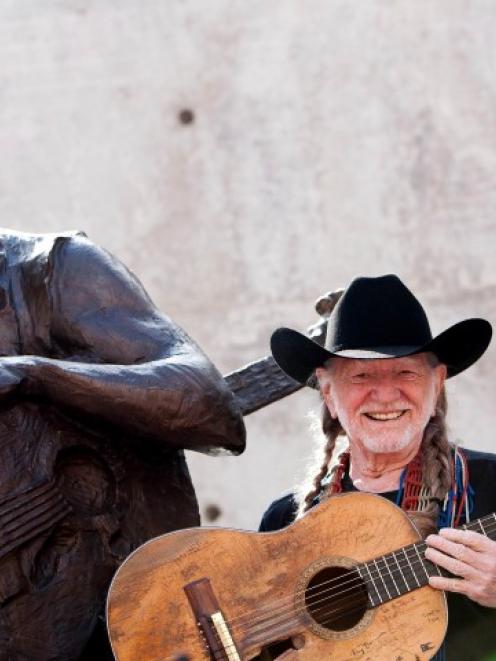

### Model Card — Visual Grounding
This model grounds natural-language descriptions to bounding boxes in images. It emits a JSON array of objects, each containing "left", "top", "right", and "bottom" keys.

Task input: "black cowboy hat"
[{"left": 271, "top": 274, "right": 492, "bottom": 383}]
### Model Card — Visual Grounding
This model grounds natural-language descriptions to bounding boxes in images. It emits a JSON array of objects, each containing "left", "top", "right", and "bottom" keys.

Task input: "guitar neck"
[
  {"left": 224, "top": 355, "right": 303, "bottom": 416},
  {"left": 358, "top": 512, "right": 496, "bottom": 607}
]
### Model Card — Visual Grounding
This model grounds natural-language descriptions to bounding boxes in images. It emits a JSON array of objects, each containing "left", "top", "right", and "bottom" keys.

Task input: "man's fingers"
[
  {"left": 428, "top": 574, "right": 496, "bottom": 608},
  {"left": 436, "top": 527, "right": 493, "bottom": 551},
  {"left": 426, "top": 531, "right": 479, "bottom": 567},
  {"left": 429, "top": 575, "right": 469, "bottom": 595},
  {"left": 425, "top": 546, "right": 473, "bottom": 578},
  {"left": 425, "top": 529, "right": 496, "bottom": 607}
]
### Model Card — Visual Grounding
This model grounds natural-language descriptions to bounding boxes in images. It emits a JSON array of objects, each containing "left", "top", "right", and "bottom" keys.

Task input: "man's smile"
[{"left": 363, "top": 410, "right": 408, "bottom": 421}]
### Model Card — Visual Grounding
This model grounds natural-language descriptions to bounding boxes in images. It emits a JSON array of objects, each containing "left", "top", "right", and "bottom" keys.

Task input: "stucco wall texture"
[{"left": 1, "top": 1, "right": 495, "bottom": 530}]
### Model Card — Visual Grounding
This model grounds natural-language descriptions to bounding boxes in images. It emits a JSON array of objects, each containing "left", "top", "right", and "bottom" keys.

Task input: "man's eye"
[
  {"left": 399, "top": 370, "right": 417, "bottom": 377},
  {"left": 351, "top": 373, "right": 368, "bottom": 381}
]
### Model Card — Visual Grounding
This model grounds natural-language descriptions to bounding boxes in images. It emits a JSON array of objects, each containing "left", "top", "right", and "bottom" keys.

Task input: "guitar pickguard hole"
[
  {"left": 305, "top": 565, "right": 367, "bottom": 631},
  {"left": 295, "top": 556, "right": 374, "bottom": 640}
]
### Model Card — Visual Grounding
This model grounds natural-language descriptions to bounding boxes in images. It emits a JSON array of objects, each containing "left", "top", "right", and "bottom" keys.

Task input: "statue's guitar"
[{"left": 105, "top": 492, "right": 496, "bottom": 660}]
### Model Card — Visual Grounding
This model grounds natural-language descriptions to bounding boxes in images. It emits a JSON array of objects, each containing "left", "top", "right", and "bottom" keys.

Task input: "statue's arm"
[{"left": 0, "top": 236, "right": 245, "bottom": 454}]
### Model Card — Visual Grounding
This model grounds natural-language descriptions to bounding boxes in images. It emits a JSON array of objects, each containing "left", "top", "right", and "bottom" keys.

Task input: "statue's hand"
[
  {"left": 0, "top": 356, "right": 38, "bottom": 396},
  {"left": 0, "top": 357, "right": 25, "bottom": 394}
]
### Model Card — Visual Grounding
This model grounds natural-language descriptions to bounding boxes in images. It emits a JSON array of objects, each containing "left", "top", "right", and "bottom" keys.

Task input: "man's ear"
[
  {"left": 435, "top": 363, "right": 447, "bottom": 398},
  {"left": 315, "top": 367, "right": 329, "bottom": 394},
  {"left": 316, "top": 367, "right": 338, "bottom": 419},
  {"left": 431, "top": 363, "right": 447, "bottom": 416}
]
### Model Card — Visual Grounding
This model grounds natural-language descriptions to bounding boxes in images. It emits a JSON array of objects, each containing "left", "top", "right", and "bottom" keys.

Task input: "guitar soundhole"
[{"left": 304, "top": 566, "right": 368, "bottom": 632}]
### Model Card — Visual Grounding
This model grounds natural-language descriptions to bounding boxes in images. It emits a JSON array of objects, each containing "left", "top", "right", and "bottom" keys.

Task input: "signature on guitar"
[{"left": 107, "top": 492, "right": 496, "bottom": 660}]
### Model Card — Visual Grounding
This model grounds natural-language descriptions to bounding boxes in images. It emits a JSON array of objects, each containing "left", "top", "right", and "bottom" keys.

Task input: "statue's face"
[{"left": 317, "top": 353, "right": 447, "bottom": 458}]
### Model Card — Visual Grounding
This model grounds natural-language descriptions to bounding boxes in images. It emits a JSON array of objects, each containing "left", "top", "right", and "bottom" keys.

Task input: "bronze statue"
[{"left": 0, "top": 229, "right": 245, "bottom": 660}]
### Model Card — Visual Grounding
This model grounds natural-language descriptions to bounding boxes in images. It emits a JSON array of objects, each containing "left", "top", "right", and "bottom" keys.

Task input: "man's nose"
[{"left": 370, "top": 378, "right": 401, "bottom": 402}]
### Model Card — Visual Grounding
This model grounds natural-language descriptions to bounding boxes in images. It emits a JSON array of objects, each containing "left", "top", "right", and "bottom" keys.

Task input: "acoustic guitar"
[{"left": 106, "top": 492, "right": 496, "bottom": 660}]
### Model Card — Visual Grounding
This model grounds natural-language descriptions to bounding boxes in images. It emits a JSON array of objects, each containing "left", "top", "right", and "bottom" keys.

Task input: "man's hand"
[{"left": 425, "top": 528, "right": 496, "bottom": 607}]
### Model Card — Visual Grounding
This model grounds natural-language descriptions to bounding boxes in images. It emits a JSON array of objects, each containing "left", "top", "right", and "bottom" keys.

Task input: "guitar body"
[{"left": 107, "top": 493, "right": 447, "bottom": 660}]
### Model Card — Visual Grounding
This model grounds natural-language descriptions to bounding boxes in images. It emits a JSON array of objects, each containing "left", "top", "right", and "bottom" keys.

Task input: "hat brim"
[{"left": 271, "top": 318, "right": 492, "bottom": 384}]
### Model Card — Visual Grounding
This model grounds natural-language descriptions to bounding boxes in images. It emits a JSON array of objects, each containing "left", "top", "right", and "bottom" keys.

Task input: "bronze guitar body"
[{"left": 107, "top": 493, "right": 447, "bottom": 660}]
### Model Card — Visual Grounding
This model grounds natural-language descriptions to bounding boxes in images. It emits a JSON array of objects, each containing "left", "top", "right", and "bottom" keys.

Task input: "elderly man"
[{"left": 262, "top": 274, "right": 494, "bottom": 660}]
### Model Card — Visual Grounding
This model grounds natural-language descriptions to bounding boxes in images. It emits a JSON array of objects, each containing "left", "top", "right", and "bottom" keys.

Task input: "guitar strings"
[
  {"left": 223, "top": 514, "right": 496, "bottom": 632},
  {"left": 162, "top": 574, "right": 372, "bottom": 661},
  {"left": 211, "top": 550, "right": 441, "bottom": 660},
  {"left": 226, "top": 542, "right": 424, "bottom": 630},
  {"left": 225, "top": 518, "right": 496, "bottom": 642},
  {"left": 235, "top": 576, "right": 367, "bottom": 643},
  {"left": 200, "top": 517, "right": 496, "bottom": 660},
  {"left": 233, "top": 543, "right": 439, "bottom": 639},
  {"left": 168, "top": 533, "right": 495, "bottom": 661},
  {"left": 203, "top": 579, "right": 431, "bottom": 661},
  {"left": 166, "top": 516, "right": 496, "bottom": 660}
]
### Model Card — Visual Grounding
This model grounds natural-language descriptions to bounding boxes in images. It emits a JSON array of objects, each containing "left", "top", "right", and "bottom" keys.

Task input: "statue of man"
[{"left": 0, "top": 229, "right": 245, "bottom": 659}]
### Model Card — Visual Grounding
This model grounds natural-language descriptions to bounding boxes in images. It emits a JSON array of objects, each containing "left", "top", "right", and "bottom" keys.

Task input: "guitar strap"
[
  {"left": 437, "top": 446, "right": 473, "bottom": 528},
  {"left": 317, "top": 444, "right": 472, "bottom": 528},
  {"left": 395, "top": 445, "right": 472, "bottom": 528}
]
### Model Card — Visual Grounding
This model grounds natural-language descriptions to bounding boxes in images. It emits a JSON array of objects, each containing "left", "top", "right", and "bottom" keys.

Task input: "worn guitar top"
[{"left": 260, "top": 447, "right": 496, "bottom": 661}]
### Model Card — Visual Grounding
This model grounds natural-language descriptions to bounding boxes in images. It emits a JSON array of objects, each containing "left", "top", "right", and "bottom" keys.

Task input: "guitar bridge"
[{"left": 184, "top": 577, "right": 241, "bottom": 661}]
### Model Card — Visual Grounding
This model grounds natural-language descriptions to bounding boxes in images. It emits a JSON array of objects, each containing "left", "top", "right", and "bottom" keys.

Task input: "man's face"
[{"left": 317, "top": 353, "right": 447, "bottom": 456}]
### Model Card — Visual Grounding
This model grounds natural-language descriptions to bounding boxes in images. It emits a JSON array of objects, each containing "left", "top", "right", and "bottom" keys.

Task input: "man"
[
  {"left": 262, "top": 274, "right": 494, "bottom": 660},
  {"left": 0, "top": 229, "right": 245, "bottom": 659}
]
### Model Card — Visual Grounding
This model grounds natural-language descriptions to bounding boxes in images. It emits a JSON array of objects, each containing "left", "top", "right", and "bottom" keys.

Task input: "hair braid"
[
  {"left": 296, "top": 288, "right": 346, "bottom": 517},
  {"left": 297, "top": 403, "right": 345, "bottom": 517},
  {"left": 422, "top": 387, "right": 451, "bottom": 498},
  {"left": 407, "top": 386, "right": 452, "bottom": 537}
]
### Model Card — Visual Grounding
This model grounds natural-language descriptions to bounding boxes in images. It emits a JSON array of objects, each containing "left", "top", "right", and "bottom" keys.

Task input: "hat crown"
[
  {"left": 270, "top": 274, "right": 491, "bottom": 384},
  {"left": 326, "top": 275, "right": 432, "bottom": 352}
]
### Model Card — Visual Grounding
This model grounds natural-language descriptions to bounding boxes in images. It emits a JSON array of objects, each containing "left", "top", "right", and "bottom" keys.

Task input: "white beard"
[
  {"left": 338, "top": 402, "right": 434, "bottom": 456},
  {"left": 356, "top": 422, "right": 427, "bottom": 454}
]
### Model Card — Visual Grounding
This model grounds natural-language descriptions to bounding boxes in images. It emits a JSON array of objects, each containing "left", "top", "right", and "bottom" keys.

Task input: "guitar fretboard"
[
  {"left": 224, "top": 356, "right": 302, "bottom": 415},
  {"left": 357, "top": 512, "right": 496, "bottom": 608}
]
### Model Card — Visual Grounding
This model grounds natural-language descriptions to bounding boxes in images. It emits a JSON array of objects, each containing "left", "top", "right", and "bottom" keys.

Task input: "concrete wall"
[{"left": 1, "top": 1, "right": 495, "bottom": 530}]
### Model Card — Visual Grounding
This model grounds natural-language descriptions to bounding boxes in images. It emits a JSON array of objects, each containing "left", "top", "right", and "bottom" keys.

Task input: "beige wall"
[{"left": 1, "top": 1, "right": 495, "bottom": 530}]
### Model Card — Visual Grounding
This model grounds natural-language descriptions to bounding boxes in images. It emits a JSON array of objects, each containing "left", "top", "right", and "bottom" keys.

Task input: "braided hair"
[
  {"left": 296, "top": 402, "right": 343, "bottom": 517},
  {"left": 411, "top": 386, "right": 451, "bottom": 536}
]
